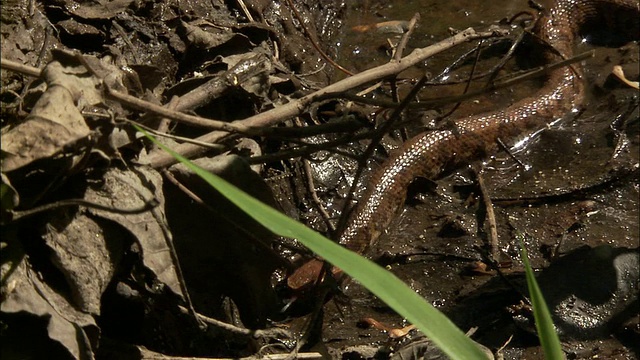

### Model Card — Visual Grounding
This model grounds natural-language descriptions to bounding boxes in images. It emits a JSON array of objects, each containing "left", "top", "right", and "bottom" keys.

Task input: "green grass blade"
[
  {"left": 138, "top": 127, "right": 489, "bottom": 360},
  {"left": 518, "top": 233, "right": 565, "bottom": 360}
]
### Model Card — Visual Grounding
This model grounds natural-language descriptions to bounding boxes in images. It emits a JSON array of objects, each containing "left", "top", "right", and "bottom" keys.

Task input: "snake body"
[{"left": 287, "top": 0, "right": 640, "bottom": 290}]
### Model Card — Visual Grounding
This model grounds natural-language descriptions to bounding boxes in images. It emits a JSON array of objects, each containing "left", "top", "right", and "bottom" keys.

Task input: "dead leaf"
[
  {"left": 57, "top": 18, "right": 104, "bottom": 37},
  {"left": 43, "top": 212, "right": 125, "bottom": 315},
  {"left": 0, "top": 88, "right": 90, "bottom": 172},
  {"left": 612, "top": 65, "right": 639, "bottom": 89},
  {"left": 0, "top": 4, "right": 51, "bottom": 66},
  {"left": 1, "top": 172, "right": 19, "bottom": 215},
  {"left": 0, "top": 59, "right": 101, "bottom": 172},
  {"left": 1, "top": 240, "right": 98, "bottom": 360},
  {"left": 180, "top": 20, "right": 245, "bottom": 49},
  {"left": 82, "top": 166, "right": 184, "bottom": 299},
  {"left": 63, "top": 0, "right": 135, "bottom": 20},
  {"left": 352, "top": 20, "right": 409, "bottom": 34}
]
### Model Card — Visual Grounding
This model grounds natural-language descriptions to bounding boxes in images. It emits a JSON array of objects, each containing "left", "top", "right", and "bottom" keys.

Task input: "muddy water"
[
  {"left": 314, "top": 0, "right": 639, "bottom": 358},
  {"left": 335, "top": 0, "right": 525, "bottom": 73}
]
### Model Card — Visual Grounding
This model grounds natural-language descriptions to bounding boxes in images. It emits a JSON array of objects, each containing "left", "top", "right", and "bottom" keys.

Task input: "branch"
[{"left": 146, "top": 28, "right": 507, "bottom": 168}]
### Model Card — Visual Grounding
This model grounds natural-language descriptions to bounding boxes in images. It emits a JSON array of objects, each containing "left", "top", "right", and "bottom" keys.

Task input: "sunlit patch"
[{"left": 511, "top": 132, "right": 537, "bottom": 151}]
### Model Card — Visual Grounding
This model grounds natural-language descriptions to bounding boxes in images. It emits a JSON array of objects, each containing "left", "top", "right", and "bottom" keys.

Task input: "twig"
[
  {"left": 429, "top": 35, "right": 514, "bottom": 85},
  {"left": 289, "top": 114, "right": 337, "bottom": 232},
  {"left": 105, "top": 86, "right": 260, "bottom": 135},
  {"left": 357, "top": 81, "right": 385, "bottom": 96},
  {"left": 169, "top": 54, "right": 272, "bottom": 113},
  {"left": 292, "top": 273, "right": 337, "bottom": 351},
  {"left": 80, "top": 113, "right": 227, "bottom": 151},
  {"left": 176, "top": 305, "right": 293, "bottom": 341},
  {"left": 141, "top": 189, "right": 204, "bottom": 331},
  {"left": 112, "top": 20, "right": 140, "bottom": 64},
  {"left": 155, "top": 96, "right": 179, "bottom": 134},
  {"left": 389, "top": 13, "right": 420, "bottom": 140},
  {"left": 1, "top": 57, "right": 42, "bottom": 77},
  {"left": 245, "top": 134, "right": 360, "bottom": 164},
  {"left": 140, "top": 344, "right": 321, "bottom": 360},
  {"left": 246, "top": 121, "right": 413, "bottom": 165},
  {"left": 163, "top": 167, "right": 288, "bottom": 277},
  {"left": 496, "top": 138, "right": 529, "bottom": 170},
  {"left": 339, "top": 49, "right": 595, "bottom": 109},
  {"left": 489, "top": 49, "right": 593, "bottom": 87},
  {"left": 236, "top": 0, "right": 255, "bottom": 22},
  {"left": 431, "top": 45, "right": 480, "bottom": 83},
  {"left": 475, "top": 169, "right": 500, "bottom": 261},
  {"left": 394, "top": 13, "right": 420, "bottom": 62},
  {"left": 440, "top": 38, "right": 485, "bottom": 120},
  {"left": 135, "top": 125, "right": 225, "bottom": 150},
  {"left": 485, "top": 30, "right": 527, "bottom": 85},
  {"left": 162, "top": 170, "right": 207, "bottom": 206},
  {"left": 302, "top": 158, "right": 336, "bottom": 234},
  {"left": 9, "top": 197, "right": 159, "bottom": 222},
  {"left": 261, "top": 117, "right": 363, "bottom": 138}
]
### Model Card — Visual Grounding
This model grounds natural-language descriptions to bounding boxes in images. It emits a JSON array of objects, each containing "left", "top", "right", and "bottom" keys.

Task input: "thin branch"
[
  {"left": 394, "top": 13, "right": 421, "bottom": 62},
  {"left": 105, "top": 86, "right": 260, "bottom": 135},
  {"left": 1, "top": 58, "right": 42, "bottom": 77},
  {"left": 475, "top": 169, "right": 500, "bottom": 261},
  {"left": 338, "top": 49, "right": 595, "bottom": 109},
  {"left": 302, "top": 157, "right": 336, "bottom": 234},
  {"left": 485, "top": 30, "right": 527, "bottom": 85},
  {"left": 246, "top": 126, "right": 389, "bottom": 165},
  {"left": 81, "top": 112, "right": 228, "bottom": 151},
  {"left": 236, "top": 0, "right": 255, "bottom": 22},
  {"left": 439, "top": 38, "right": 485, "bottom": 120},
  {"left": 9, "top": 197, "right": 158, "bottom": 222}
]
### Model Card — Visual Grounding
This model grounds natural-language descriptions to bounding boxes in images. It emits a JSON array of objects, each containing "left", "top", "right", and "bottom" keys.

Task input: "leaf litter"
[{"left": 1, "top": 0, "right": 347, "bottom": 358}]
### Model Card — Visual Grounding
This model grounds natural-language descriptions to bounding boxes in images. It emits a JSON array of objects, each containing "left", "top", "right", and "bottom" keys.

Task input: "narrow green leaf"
[
  {"left": 518, "top": 233, "right": 565, "bottom": 360},
  {"left": 138, "top": 126, "right": 489, "bottom": 360}
]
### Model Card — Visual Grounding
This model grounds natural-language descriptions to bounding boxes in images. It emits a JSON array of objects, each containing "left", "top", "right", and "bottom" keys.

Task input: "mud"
[{"left": 308, "top": 0, "right": 639, "bottom": 358}]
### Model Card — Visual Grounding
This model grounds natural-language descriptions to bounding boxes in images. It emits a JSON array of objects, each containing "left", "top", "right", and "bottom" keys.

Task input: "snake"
[{"left": 286, "top": 0, "right": 640, "bottom": 292}]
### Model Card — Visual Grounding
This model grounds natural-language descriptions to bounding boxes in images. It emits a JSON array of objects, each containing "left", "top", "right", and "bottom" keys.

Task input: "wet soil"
[
  {"left": 306, "top": 1, "right": 640, "bottom": 359},
  {"left": 310, "top": 0, "right": 639, "bottom": 359}
]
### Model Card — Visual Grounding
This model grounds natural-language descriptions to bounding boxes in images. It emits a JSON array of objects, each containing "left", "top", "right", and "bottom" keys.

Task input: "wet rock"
[{"left": 535, "top": 245, "right": 639, "bottom": 340}]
